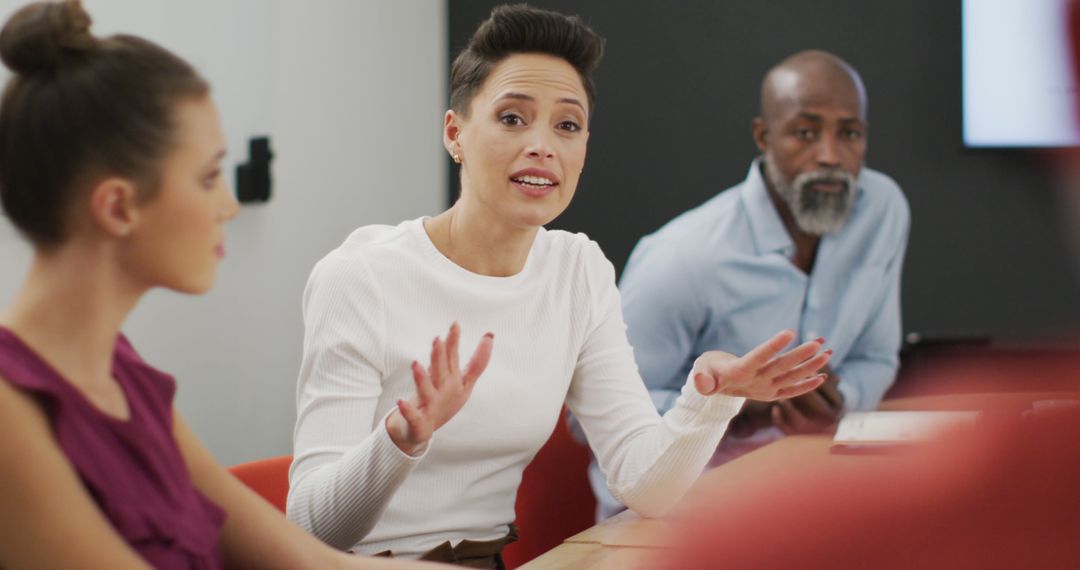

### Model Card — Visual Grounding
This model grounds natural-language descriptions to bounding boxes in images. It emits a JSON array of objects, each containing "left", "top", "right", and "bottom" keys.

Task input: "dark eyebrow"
[
  {"left": 557, "top": 97, "right": 587, "bottom": 113},
  {"left": 794, "top": 112, "right": 865, "bottom": 126},
  {"left": 496, "top": 92, "right": 587, "bottom": 114},
  {"left": 497, "top": 92, "right": 535, "bottom": 104}
]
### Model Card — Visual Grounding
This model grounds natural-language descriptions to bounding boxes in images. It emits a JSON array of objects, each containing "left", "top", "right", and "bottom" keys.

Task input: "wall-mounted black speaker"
[{"left": 236, "top": 136, "right": 273, "bottom": 203}]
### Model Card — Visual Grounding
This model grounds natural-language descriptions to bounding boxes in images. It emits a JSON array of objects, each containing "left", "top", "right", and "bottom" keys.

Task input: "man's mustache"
[{"left": 797, "top": 169, "right": 853, "bottom": 190}]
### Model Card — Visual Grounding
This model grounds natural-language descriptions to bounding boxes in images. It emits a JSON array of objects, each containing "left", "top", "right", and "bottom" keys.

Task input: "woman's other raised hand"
[
  {"left": 386, "top": 323, "right": 493, "bottom": 455},
  {"left": 691, "top": 330, "right": 831, "bottom": 401}
]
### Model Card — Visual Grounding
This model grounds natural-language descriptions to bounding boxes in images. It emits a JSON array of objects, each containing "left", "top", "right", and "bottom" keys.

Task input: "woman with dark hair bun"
[
  {"left": 0, "top": 1, "right": 453, "bottom": 568},
  {"left": 289, "top": 3, "right": 831, "bottom": 566}
]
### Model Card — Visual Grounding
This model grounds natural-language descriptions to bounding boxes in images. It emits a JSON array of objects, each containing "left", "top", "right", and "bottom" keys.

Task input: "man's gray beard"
[{"left": 764, "top": 154, "right": 857, "bottom": 236}]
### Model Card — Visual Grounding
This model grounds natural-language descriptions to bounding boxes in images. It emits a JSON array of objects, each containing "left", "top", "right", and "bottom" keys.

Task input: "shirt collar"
[{"left": 740, "top": 157, "right": 795, "bottom": 256}]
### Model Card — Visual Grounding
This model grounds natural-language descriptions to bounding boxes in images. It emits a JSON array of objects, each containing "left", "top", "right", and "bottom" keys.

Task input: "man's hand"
[
  {"left": 728, "top": 400, "right": 773, "bottom": 438},
  {"left": 691, "top": 330, "right": 831, "bottom": 401},
  {"left": 771, "top": 365, "right": 844, "bottom": 435},
  {"left": 386, "top": 323, "right": 493, "bottom": 455}
]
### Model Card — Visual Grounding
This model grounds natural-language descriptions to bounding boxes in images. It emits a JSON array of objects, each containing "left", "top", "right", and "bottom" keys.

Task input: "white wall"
[{"left": 0, "top": 0, "right": 447, "bottom": 464}]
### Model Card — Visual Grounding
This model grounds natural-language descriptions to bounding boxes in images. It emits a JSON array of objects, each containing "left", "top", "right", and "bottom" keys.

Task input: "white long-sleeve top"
[{"left": 287, "top": 217, "right": 744, "bottom": 558}]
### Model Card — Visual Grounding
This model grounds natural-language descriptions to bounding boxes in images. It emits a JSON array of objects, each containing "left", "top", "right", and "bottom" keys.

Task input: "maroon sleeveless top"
[{"left": 0, "top": 327, "right": 225, "bottom": 569}]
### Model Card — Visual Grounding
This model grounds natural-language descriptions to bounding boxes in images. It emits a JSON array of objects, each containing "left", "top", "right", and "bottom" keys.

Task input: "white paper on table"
[{"left": 833, "top": 411, "right": 981, "bottom": 445}]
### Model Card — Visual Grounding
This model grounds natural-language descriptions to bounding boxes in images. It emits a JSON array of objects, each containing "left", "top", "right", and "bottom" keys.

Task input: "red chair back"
[
  {"left": 228, "top": 454, "right": 292, "bottom": 513},
  {"left": 501, "top": 409, "right": 597, "bottom": 568}
]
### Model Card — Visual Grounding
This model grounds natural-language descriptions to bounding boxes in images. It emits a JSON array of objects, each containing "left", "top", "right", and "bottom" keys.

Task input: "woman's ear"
[
  {"left": 88, "top": 177, "right": 139, "bottom": 238},
  {"left": 444, "top": 109, "right": 464, "bottom": 162}
]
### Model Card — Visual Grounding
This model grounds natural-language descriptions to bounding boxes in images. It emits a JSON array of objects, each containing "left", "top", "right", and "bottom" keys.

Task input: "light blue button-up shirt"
[
  {"left": 623, "top": 159, "right": 910, "bottom": 415},
  {"left": 585, "top": 159, "right": 910, "bottom": 520}
]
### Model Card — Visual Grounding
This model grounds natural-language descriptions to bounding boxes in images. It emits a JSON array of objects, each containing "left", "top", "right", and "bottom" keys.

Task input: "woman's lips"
[
  {"left": 511, "top": 178, "right": 558, "bottom": 198},
  {"left": 509, "top": 168, "right": 560, "bottom": 198}
]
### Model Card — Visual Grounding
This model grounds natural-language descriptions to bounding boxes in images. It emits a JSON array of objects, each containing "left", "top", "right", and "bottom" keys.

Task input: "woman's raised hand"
[
  {"left": 386, "top": 323, "right": 493, "bottom": 455},
  {"left": 691, "top": 330, "right": 831, "bottom": 401}
]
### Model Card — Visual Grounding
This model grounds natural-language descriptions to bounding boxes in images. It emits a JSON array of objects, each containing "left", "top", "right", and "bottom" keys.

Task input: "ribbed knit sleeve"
[
  {"left": 286, "top": 251, "right": 424, "bottom": 551},
  {"left": 565, "top": 241, "right": 744, "bottom": 518}
]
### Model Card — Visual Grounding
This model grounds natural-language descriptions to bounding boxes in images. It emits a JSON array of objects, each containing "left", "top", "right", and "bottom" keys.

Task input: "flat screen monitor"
[{"left": 963, "top": 0, "right": 1080, "bottom": 147}]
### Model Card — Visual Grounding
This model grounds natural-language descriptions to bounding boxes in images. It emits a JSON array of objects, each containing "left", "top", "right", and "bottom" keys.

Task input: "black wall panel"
[{"left": 448, "top": 0, "right": 1080, "bottom": 340}]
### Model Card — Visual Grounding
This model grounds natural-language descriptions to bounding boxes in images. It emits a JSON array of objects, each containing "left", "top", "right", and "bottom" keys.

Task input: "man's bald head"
[{"left": 759, "top": 50, "right": 867, "bottom": 123}]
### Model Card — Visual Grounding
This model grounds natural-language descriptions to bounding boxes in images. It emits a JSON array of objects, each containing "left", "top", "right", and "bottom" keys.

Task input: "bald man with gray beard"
[{"left": 582, "top": 50, "right": 911, "bottom": 521}]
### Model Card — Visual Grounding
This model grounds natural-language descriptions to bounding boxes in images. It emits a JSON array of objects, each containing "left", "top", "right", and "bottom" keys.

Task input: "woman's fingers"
[
  {"left": 397, "top": 325, "right": 493, "bottom": 449},
  {"left": 770, "top": 351, "right": 832, "bottom": 389},
  {"left": 774, "top": 374, "right": 825, "bottom": 399},
  {"left": 445, "top": 322, "right": 461, "bottom": 374},
  {"left": 430, "top": 337, "right": 447, "bottom": 388},
  {"left": 462, "top": 332, "right": 494, "bottom": 387},
  {"left": 693, "top": 371, "right": 720, "bottom": 395},
  {"left": 741, "top": 330, "right": 797, "bottom": 368},
  {"left": 424, "top": 325, "right": 493, "bottom": 391},
  {"left": 411, "top": 361, "right": 435, "bottom": 405},
  {"left": 760, "top": 339, "right": 825, "bottom": 378},
  {"left": 397, "top": 399, "right": 428, "bottom": 441}
]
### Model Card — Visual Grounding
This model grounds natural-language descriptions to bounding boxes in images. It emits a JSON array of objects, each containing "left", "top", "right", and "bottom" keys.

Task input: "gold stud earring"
[{"left": 452, "top": 153, "right": 462, "bottom": 164}]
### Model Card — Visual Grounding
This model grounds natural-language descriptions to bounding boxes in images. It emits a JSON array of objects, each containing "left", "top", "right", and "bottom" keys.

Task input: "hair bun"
[{"left": 0, "top": 0, "right": 96, "bottom": 76}]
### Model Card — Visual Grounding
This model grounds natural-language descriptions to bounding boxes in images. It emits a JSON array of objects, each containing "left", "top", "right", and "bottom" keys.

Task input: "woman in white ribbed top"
[{"left": 287, "top": 5, "right": 831, "bottom": 564}]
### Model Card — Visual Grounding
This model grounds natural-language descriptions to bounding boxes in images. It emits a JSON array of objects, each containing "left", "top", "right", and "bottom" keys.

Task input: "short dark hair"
[
  {"left": 449, "top": 3, "right": 604, "bottom": 116},
  {"left": 0, "top": 0, "right": 209, "bottom": 247}
]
